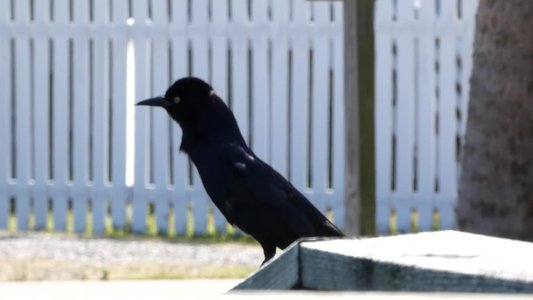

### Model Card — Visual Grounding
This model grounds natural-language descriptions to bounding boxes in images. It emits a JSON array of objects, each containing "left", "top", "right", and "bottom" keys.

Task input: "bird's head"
[
  {"left": 136, "top": 77, "right": 243, "bottom": 152},
  {"left": 136, "top": 77, "right": 216, "bottom": 126}
]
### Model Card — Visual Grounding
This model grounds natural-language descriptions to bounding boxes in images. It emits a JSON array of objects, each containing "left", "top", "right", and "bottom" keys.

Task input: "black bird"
[{"left": 137, "top": 77, "right": 344, "bottom": 265}]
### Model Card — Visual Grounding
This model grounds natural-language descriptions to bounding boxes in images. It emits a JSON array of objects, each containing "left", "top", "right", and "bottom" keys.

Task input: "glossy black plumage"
[{"left": 137, "top": 77, "right": 344, "bottom": 265}]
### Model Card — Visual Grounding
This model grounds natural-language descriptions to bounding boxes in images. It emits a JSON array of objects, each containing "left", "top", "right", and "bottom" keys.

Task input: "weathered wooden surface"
[
  {"left": 343, "top": 0, "right": 376, "bottom": 237},
  {"left": 232, "top": 243, "right": 300, "bottom": 290},
  {"left": 233, "top": 231, "right": 533, "bottom": 292},
  {"left": 343, "top": 0, "right": 361, "bottom": 236}
]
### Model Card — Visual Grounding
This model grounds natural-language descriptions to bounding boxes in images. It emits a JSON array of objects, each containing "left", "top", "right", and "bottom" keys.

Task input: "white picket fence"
[
  {"left": 0, "top": 0, "right": 478, "bottom": 235},
  {"left": 375, "top": 0, "right": 478, "bottom": 233},
  {"left": 0, "top": 0, "right": 345, "bottom": 235}
]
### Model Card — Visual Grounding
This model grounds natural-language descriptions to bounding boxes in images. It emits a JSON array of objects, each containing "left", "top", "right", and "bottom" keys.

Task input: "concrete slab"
[
  {"left": 303, "top": 231, "right": 533, "bottom": 283},
  {"left": 2, "top": 280, "right": 533, "bottom": 299},
  {"left": 234, "top": 231, "right": 533, "bottom": 292},
  {"left": 227, "top": 292, "right": 533, "bottom": 299}
]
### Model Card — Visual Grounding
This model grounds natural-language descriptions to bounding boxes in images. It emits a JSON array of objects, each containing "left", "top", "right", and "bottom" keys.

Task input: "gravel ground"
[{"left": 0, "top": 231, "right": 263, "bottom": 281}]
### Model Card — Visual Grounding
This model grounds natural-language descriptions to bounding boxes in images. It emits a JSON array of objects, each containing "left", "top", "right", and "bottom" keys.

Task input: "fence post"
[
  {"left": 344, "top": 0, "right": 375, "bottom": 236},
  {"left": 0, "top": 0, "right": 10, "bottom": 229}
]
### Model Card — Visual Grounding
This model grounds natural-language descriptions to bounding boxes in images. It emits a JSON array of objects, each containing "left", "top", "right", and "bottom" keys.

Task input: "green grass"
[
  {"left": 5, "top": 205, "right": 255, "bottom": 245},
  {"left": 388, "top": 209, "right": 441, "bottom": 234},
  {"left": 6, "top": 201, "right": 441, "bottom": 239}
]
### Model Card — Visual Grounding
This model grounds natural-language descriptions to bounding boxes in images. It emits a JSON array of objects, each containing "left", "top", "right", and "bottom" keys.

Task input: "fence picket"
[
  {"left": 91, "top": 0, "right": 110, "bottom": 235},
  {"left": 251, "top": 0, "right": 269, "bottom": 162},
  {"left": 393, "top": 0, "right": 416, "bottom": 232},
  {"left": 14, "top": 0, "right": 32, "bottom": 230},
  {"left": 72, "top": 0, "right": 90, "bottom": 233},
  {"left": 132, "top": 0, "right": 149, "bottom": 234},
  {"left": 290, "top": 1, "right": 310, "bottom": 193},
  {"left": 331, "top": 1, "right": 345, "bottom": 228},
  {"left": 310, "top": 1, "right": 331, "bottom": 212},
  {"left": 51, "top": 0, "right": 70, "bottom": 231},
  {"left": 151, "top": 2, "right": 169, "bottom": 228},
  {"left": 415, "top": 0, "right": 437, "bottom": 231},
  {"left": 110, "top": 0, "right": 128, "bottom": 230},
  {"left": 436, "top": 1, "right": 458, "bottom": 229},
  {"left": 458, "top": 0, "right": 478, "bottom": 147},
  {"left": 32, "top": 0, "right": 51, "bottom": 230},
  {"left": 0, "top": 0, "right": 11, "bottom": 229},
  {"left": 151, "top": 1, "right": 171, "bottom": 235},
  {"left": 270, "top": 0, "right": 290, "bottom": 178},
  {"left": 375, "top": 0, "right": 394, "bottom": 233},
  {"left": 230, "top": 0, "right": 249, "bottom": 144}
]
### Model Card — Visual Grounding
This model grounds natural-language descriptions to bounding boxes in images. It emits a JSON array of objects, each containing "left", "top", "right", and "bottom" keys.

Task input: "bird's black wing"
[{"left": 217, "top": 143, "right": 343, "bottom": 249}]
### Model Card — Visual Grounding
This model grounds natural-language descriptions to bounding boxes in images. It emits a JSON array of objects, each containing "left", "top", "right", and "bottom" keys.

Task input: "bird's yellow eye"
[{"left": 173, "top": 96, "right": 181, "bottom": 104}]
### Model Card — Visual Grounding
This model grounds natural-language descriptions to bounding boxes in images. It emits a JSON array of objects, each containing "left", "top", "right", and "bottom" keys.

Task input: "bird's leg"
[{"left": 260, "top": 245, "right": 276, "bottom": 267}]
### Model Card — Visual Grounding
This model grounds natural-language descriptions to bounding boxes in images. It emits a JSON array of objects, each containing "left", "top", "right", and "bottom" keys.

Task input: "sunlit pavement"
[
  {"left": 2, "top": 280, "right": 533, "bottom": 300},
  {"left": 0, "top": 279, "right": 241, "bottom": 300}
]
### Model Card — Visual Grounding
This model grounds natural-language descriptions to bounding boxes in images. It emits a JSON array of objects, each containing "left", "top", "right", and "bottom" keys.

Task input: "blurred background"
[
  {"left": 0, "top": 0, "right": 345, "bottom": 237},
  {"left": 0, "top": 0, "right": 482, "bottom": 281}
]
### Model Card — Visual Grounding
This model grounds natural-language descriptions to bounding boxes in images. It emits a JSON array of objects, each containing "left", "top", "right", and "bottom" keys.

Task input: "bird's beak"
[{"left": 136, "top": 96, "right": 168, "bottom": 108}]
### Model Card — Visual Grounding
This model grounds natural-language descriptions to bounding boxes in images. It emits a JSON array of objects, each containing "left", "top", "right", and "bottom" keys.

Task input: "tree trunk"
[{"left": 457, "top": 1, "right": 533, "bottom": 240}]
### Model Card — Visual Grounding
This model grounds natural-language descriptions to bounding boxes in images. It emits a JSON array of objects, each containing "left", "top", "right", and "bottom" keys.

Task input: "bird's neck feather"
[{"left": 179, "top": 106, "right": 246, "bottom": 154}]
